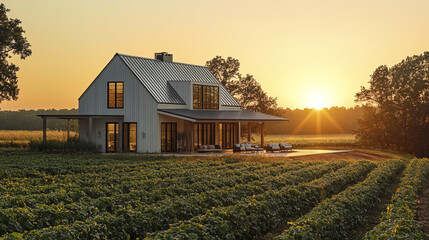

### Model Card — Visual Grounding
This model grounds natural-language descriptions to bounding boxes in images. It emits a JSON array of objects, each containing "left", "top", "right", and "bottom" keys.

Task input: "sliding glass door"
[
  {"left": 106, "top": 123, "right": 119, "bottom": 152},
  {"left": 220, "top": 123, "right": 239, "bottom": 149},
  {"left": 193, "top": 123, "right": 215, "bottom": 149},
  {"left": 123, "top": 123, "right": 137, "bottom": 152},
  {"left": 161, "top": 123, "right": 177, "bottom": 152}
]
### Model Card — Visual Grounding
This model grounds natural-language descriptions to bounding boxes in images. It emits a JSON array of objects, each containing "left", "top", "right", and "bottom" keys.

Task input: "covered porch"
[
  {"left": 37, "top": 114, "right": 126, "bottom": 152},
  {"left": 157, "top": 109, "right": 288, "bottom": 153}
]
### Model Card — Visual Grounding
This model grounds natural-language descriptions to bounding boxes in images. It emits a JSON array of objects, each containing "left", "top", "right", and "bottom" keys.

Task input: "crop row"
[
  {"left": 0, "top": 159, "right": 302, "bottom": 198},
  {"left": 0, "top": 161, "right": 317, "bottom": 210},
  {"left": 364, "top": 158, "right": 429, "bottom": 240},
  {"left": 0, "top": 159, "right": 281, "bottom": 192},
  {"left": 277, "top": 159, "right": 405, "bottom": 240},
  {"left": 146, "top": 160, "right": 376, "bottom": 240},
  {"left": 6, "top": 161, "right": 349, "bottom": 239},
  {"left": 0, "top": 162, "right": 311, "bottom": 236}
]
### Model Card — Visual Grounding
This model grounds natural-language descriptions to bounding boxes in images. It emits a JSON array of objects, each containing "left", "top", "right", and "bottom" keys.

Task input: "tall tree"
[
  {"left": 0, "top": 3, "right": 32, "bottom": 103},
  {"left": 235, "top": 74, "right": 278, "bottom": 113},
  {"left": 206, "top": 56, "right": 278, "bottom": 114},
  {"left": 205, "top": 56, "right": 240, "bottom": 92},
  {"left": 355, "top": 52, "right": 429, "bottom": 156}
]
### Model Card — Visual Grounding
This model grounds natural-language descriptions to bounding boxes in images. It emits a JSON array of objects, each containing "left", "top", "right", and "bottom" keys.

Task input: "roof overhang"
[
  {"left": 157, "top": 109, "right": 288, "bottom": 122},
  {"left": 37, "top": 115, "right": 124, "bottom": 119}
]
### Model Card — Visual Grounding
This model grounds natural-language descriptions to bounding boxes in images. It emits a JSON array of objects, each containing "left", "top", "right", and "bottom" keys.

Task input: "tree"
[
  {"left": 355, "top": 52, "right": 429, "bottom": 156},
  {"left": 205, "top": 56, "right": 240, "bottom": 92},
  {"left": 206, "top": 56, "right": 278, "bottom": 114},
  {"left": 0, "top": 3, "right": 32, "bottom": 103},
  {"left": 235, "top": 74, "right": 278, "bottom": 113}
]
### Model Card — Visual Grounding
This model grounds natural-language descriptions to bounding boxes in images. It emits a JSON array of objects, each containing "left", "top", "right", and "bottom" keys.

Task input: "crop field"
[
  {"left": 0, "top": 131, "right": 70, "bottom": 149},
  {"left": 0, "top": 151, "right": 428, "bottom": 239}
]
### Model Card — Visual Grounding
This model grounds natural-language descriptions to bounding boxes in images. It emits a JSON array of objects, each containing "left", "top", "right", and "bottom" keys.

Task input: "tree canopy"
[
  {"left": 206, "top": 56, "right": 277, "bottom": 113},
  {"left": 355, "top": 52, "right": 429, "bottom": 156},
  {"left": 0, "top": 3, "right": 32, "bottom": 103}
]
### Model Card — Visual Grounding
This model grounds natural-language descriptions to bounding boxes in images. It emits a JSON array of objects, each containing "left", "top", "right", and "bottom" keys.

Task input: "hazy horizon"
[{"left": 0, "top": 0, "right": 428, "bottom": 110}]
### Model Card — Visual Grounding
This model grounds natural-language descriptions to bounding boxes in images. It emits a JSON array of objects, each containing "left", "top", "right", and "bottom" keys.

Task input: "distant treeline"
[
  {"left": 0, "top": 109, "right": 78, "bottom": 130},
  {"left": 265, "top": 106, "right": 363, "bottom": 135},
  {"left": 0, "top": 107, "right": 362, "bottom": 134}
]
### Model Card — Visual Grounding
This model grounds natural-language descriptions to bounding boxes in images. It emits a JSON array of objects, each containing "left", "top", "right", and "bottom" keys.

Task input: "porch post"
[
  {"left": 247, "top": 122, "right": 251, "bottom": 142},
  {"left": 191, "top": 122, "right": 194, "bottom": 153},
  {"left": 66, "top": 119, "right": 70, "bottom": 141},
  {"left": 118, "top": 118, "right": 123, "bottom": 153},
  {"left": 260, "top": 122, "right": 264, "bottom": 148},
  {"left": 42, "top": 117, "right": 47, "bottom": 142},
  {"left": 88, "top": 117, "right": 93, "bottom": 143}
]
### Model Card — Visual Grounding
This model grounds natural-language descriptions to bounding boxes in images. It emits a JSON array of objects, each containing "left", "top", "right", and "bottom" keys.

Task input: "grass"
[{"left": 0, "top": 130, "right": 75, "bottom": 149}]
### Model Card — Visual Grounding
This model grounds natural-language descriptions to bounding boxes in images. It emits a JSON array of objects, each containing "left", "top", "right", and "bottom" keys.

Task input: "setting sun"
[{"left": 307, "top": 91, "right": 329, "bottom": 110}]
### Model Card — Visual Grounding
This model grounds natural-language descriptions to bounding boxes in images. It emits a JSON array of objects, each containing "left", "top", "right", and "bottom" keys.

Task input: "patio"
[{"left": 155, "top": 149, "right": 352, "bottom": 157}]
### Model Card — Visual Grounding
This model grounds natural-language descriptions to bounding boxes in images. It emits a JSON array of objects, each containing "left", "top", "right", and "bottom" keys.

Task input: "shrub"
[{"left": 28, "top": 138, "right": 98, "bottom": 153}]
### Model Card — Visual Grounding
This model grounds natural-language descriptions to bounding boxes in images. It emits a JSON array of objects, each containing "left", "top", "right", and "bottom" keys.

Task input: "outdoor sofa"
[
  {"left": 197, "top": 145, "right": 223, "bottom": 153},
  {"left": 233, "top": 143, "right": 264, "bottom": 153},
  {"left": 266, "top": 142, "right": 293, "bottom": 152}
]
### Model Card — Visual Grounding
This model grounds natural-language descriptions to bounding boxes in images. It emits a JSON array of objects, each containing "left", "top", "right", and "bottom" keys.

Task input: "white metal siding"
[
  {"left": 79, "top": 56, "right": 161, "bottom": 153},
  {"left": 169, "top": 81, "right": 191, "bottom": 109}
]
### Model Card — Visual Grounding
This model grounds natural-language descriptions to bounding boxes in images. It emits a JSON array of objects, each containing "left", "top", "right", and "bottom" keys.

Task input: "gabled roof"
[{"left": 117, "top": 53, "right": 240, "bottom": 107}]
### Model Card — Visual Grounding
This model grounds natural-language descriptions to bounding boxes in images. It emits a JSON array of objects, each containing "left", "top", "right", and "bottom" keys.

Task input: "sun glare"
[{"left": 307, "top": 91, "right": 329, "bottom": 110}]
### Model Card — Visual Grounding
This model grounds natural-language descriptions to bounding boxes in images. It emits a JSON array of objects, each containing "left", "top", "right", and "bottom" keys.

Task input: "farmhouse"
[{"left": 39, "top": 52, "right": 287, "bottom": 153}]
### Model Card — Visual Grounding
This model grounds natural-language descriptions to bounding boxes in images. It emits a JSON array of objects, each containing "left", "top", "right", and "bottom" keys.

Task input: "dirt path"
[
  {"left": 287, "top": 150, "right": 390, "bottom": 162},
  {"left": 417, "top": 176, "right": 429, "bottom": 237}
]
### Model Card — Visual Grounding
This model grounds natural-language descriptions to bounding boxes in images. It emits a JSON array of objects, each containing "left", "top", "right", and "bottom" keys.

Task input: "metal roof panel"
[{"left": 118, "top": 53, "right": 240, "bottom": 106}]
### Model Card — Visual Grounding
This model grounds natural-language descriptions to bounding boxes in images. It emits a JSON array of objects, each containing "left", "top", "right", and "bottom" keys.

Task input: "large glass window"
[
  {"left": 193, "top": 85, "right": 219, "bottom": 109},
  {"left": 161, "top": 123, "right": 177, "bottom": 152},
  {"left": 220, "top": 123, "right": 239, "bottom": 149},
  {"left": 108, "top": 82, "right": 124, "bottom": 108},
  {"left": 193, "top": 123, "right": 215, "bottom": 149}
]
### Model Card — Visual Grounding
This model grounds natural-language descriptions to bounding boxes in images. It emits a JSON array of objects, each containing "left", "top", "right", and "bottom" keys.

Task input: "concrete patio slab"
[{"left": 158, "top": 149, "right": 352, "bottom": 157}]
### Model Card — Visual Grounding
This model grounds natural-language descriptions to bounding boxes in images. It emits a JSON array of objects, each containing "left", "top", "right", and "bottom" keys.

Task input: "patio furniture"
[
  {"left": 233, "top": 143, "right": 264, "bottom": 153},
  {"left": 233, "top": 143, "right": 246, "bottom": 153},
  {"left": 197, "top": 145, "right": 223, "bottom": 153},
  {"left": 266, "top": 143, "right": 281, "bottom": 152},
  {"left": 279, "top": 142, "right": 293, "bottom": 152}
]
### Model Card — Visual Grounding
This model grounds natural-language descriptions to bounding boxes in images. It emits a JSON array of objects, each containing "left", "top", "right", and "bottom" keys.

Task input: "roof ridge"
[{"left": 116, "top": 53, "right": 208, "bottom": 69}]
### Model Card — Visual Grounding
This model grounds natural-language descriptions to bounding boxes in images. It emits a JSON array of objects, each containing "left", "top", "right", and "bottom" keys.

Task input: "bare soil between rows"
[{"left": 417, "top": 175, "right": 429, "bottom": 238}]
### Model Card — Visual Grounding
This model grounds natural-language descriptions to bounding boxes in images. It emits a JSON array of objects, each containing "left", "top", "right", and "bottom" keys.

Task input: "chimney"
[{"left": 155, "top": 52, "right": 173, "bottom": 63}]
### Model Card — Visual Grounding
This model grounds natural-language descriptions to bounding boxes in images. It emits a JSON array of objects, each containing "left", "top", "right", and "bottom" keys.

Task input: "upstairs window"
[
  {"left": 193, "top": 85, "right": 219, "bottom": 109},
  {"left": 108, "top": 82, "right": 123, "bottom": 108}
]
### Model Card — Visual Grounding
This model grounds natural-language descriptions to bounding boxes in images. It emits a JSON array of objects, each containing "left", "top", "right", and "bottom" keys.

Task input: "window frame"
[{"left": 107, "top": 81, "right": 124, "bottom": 109}]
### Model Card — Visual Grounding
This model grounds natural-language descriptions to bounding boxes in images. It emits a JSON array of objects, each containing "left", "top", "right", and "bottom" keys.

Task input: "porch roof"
[
  {"left": 157, "top": 109, "right": 288, "bottom": 122},
  {"left": 37, "top": 114, "right": 124, "bottom": 119}
]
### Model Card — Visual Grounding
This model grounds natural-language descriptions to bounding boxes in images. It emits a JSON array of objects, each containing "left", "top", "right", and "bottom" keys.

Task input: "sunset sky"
[{"left": 1, "top": 0, "right": 428, "bottom": 110}]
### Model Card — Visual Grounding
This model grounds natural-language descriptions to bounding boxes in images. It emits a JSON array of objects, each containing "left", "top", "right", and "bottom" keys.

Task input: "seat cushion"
[{"left": 208, "top": 145, "right": 215, "bottom": 149}]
